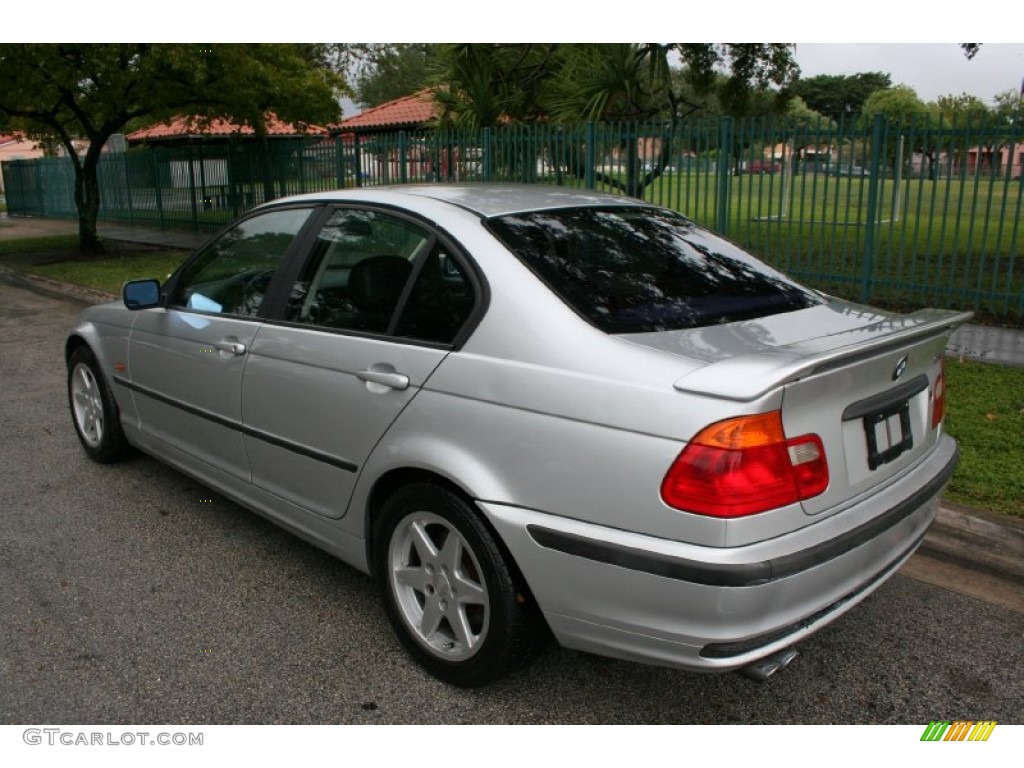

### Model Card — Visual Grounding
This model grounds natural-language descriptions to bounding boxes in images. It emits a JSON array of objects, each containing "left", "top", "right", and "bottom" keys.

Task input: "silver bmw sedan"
[{"left": 66, "top": 185, "right": 968, "bottom": 686}]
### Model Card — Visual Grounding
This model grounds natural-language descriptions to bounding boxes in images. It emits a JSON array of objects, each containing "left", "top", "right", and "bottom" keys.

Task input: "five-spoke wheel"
[
  {"left": 388, "top": 511, "right": 490, "bottom": 661},
  {"left": 374, "top": 483, "right": 545, "bottom": 686},
  {"left": 67, "top": 346, "right": 129, "bottom": 463}
]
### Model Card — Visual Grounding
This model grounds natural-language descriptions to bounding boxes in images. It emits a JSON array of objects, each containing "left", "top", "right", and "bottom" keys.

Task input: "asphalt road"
[{"left": 1, "top": 280, "right": 1021, "bottom": 725}]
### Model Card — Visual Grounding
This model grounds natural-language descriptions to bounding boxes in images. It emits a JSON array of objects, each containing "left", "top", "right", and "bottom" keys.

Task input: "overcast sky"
[
  {"left": 793, "top": 44, "right": 1024, "bottom": 103},
  {"left": 9, "top": 2, "right": 1024, "bottom": 110},
  {"left": 338, "top": 43, "right": 1024, "bottom": 118}
]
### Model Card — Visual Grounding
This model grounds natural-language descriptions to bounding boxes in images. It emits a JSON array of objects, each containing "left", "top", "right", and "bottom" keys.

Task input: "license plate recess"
[
  {"left": 841, "top": 374, "right": 928, "bottom": 472},
  {"left": 862, "top": 400, "right": 913, "bottom": 470}
]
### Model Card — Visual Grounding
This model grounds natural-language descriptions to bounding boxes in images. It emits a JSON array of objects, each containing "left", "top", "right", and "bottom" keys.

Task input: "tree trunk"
[{"left": 74, "top": 148, "right": 104, "bottom": 257}]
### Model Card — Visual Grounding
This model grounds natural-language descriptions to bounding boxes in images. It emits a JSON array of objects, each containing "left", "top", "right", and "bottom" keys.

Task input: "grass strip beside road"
[
  {"left": 943, "top": 360, "right": 1024, "bottom": 516},
  {"left": 1, "top": 234, "right": 1020, "bottom": 517},
  {"left": 0, "top": 235, "right": 187, "bottom": 294}
]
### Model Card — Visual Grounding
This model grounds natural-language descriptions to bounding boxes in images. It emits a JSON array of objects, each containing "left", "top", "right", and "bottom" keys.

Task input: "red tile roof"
[
  {"left": 340, "top": 89, "right": 438, "bottom": 131},
  {"left": 127, "top": 114, "right": 326, "bottom": 142}
]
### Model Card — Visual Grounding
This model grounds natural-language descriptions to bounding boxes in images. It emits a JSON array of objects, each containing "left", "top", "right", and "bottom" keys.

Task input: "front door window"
[{"left": 171, "top": 207, "right": 313, "bottom": 316}]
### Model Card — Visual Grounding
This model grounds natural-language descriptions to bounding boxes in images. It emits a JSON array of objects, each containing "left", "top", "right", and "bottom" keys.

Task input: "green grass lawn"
[
  {"left": 0, "top": 235, "right": 187, "bottom": 294},
  {"left": 633, "top": 173, "right": 1024, "bottom": 324},
  {"left": 943, "top": 359, "right": 1024, "bottom": 516}
]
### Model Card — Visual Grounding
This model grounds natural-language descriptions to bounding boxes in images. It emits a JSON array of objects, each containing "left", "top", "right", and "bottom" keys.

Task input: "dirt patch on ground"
[
  {"left": 0, "top": 215, "right": 183, "bottom": 264},
  {"left": 0, "top": 214, "right": 77, "bottom": 241},
  {"left": 27, "top": 239, "right": 174, "bottom": 264}
]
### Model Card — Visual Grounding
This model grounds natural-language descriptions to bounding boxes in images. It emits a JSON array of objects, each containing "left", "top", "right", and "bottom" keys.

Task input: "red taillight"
[
  {"left": 931, "top": 360, "right": 946, "bottom": 429},
  {"left": 660, "top": 411, "right": 829, "bottom": 518}
]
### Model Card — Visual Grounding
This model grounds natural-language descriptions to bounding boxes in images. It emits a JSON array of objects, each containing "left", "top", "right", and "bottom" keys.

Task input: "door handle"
[
  {"left": 357, "top": 370, "right": 410, "bottom": 391},
  {"left": 214, "top": 340, "right": 247, "bottom": 356}
]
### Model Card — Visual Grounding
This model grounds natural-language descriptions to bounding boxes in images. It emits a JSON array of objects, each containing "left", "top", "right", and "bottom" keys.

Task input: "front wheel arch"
[
  {"left": 65, "top": 334, "right": 90, "bottom": 365},
  {"left": 67, "top": 343, "right": 131, "bottom": 464}
]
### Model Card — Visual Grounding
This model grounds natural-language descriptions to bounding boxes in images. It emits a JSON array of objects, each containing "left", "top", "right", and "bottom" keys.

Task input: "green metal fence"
[{"left": 3, "top": 116, "right": 1022, "bottom": 322}]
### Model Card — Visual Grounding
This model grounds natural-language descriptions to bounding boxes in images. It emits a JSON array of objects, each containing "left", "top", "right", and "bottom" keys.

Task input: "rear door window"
[{"left": 284, "top": 207, "right": 477, "bottom": 345}]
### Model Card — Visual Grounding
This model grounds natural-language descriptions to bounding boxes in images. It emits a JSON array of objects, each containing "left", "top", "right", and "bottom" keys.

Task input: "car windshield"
[{"left": 486, "top": 206, "right": 822, "bottom": 333}]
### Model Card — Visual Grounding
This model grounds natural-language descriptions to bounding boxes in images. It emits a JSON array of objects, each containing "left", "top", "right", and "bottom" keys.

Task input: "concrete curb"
[
  {"left": 926, "top": 503, "right": 1024, "bottom": 586},
  {"left": 0, "top": 264, "right": 118, "bottom": 306},
  {"left": 3, "top": 262, "right": 1022, "bottom": 589}
]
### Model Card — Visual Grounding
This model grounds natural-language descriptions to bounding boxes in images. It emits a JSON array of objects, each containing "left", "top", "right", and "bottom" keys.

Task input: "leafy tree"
[
  {"left": 780, "top": 96, "right": 837, "bottom": 167},
  {"left": 352, "top": 44, "right": 439, "bottom": 108},
  {"left": 0, "top": 44, "right": 344, "bottom": 256},
  {"left": 857, "top": 86, "right": 929, "bottom": 174},
  {"left": 789, "top": 72, "right": 891, "bottom": 120},
  {"left": 666, "top": 68, "right": 791, "bottom": 120},
  {"left": 973, "top": 90, "right": 1024, "bottom": 177},
  {"left": 785, "top": 96, "right": 833, "bottom": 123},
  {"left": 432, "top": 43, "right": 799, "bottom": 196},
  {"left": 432, "top": 44, "right": 798, "bottom": 126},
  {"left": 431, "top": 44, "right": 560, "bottom": 128},
  {"left": 991, "top": 89, "right": 1024, "bottom": 131},
  {"left": 936, "top": 92, "right": 990, "bottom": 125},
  {"left": 860, "top": 85, "right": 928, "bottom": 126},
  {"left": 923, "top": 92, "right": 990, "bottom": 176}
]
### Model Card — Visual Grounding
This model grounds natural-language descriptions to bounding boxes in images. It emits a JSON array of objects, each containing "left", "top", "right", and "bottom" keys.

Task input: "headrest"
[{"left": 348, "top": 256, "right": 413, "bottom": 313}]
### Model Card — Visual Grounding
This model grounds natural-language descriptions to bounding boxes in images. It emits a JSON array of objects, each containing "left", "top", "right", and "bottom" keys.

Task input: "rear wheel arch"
[
  {"left": 364, "top": 469, "right": 485, "bottom": 573},
  {"left": 363, "top": 468, "right": 543, "bottom": 609}
]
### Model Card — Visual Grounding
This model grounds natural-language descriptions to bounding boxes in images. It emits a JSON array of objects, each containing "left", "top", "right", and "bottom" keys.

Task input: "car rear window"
[{"left": 486, "top": 207, "right": 821, "bottom": 333}]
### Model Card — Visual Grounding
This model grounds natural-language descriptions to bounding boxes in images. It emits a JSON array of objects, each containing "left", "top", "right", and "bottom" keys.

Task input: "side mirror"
[{"left": 123, "top": 279, "right": 162, "bottom": 310}]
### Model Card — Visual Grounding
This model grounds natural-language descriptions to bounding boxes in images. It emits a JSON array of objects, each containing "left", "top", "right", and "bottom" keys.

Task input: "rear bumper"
[{"left": 481, "top": 435, "right": 958, "bottom": 672}]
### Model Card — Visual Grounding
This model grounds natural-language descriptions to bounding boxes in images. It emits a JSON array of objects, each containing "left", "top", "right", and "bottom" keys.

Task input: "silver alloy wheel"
[
  {"left": 388, "top": 511, "right": 490, "bottom": 661},
  {"left": 70, "top": 362, "right": 104, "bottom": 448}
]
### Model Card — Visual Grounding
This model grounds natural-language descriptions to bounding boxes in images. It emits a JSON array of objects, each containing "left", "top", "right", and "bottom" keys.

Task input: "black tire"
[
  {"left": 67, "top": 346, "right": 130, "bottom": 464},
  {"left": 373, "top": 483, "right": 545, "bottom": 687}
]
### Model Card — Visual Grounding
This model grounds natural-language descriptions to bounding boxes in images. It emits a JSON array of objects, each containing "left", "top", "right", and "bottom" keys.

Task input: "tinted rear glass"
[{"left": 486, "top": 207, "right": 821, "bottom": 333}]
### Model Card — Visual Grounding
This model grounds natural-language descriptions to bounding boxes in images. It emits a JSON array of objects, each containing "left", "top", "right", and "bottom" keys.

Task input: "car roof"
[{"left": 267, "top": 184, "right": 647, "bottom": 219}]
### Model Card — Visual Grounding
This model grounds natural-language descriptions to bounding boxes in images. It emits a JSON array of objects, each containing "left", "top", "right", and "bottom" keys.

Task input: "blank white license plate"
[{"left": 863, "top": 399, "right": 913, "bottom": 470}]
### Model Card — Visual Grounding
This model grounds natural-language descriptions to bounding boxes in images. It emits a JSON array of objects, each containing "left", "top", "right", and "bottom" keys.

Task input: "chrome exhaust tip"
[{"left": 738, "top": 648, "right": 799, "bottom": 682}]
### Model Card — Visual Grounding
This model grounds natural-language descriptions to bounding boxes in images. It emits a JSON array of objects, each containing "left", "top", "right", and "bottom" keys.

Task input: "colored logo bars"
[{"left": 921, "top": 721, "right": 997, "bottom": 742}]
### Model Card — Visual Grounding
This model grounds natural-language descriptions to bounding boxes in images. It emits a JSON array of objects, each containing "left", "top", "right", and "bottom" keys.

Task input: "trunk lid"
[{"left": 623, "top": 300, "right": 971, "bottom": 516}]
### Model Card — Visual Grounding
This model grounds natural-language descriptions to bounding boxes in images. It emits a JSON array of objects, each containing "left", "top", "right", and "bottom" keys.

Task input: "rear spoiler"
[{"left": 672, "top": 309, "right": 973, "bottom": 402}]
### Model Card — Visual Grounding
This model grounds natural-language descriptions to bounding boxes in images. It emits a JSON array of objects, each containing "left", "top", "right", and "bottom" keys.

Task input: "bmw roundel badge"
[{"left": 892, "top": 355, "right": 909, "bottom": 381}]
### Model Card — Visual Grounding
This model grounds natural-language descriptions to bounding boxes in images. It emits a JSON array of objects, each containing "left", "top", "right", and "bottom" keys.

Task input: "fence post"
[
  {"left": 197, "top": 142, "right": 209, "bottom": 216},
  {"left": 119, "top": 154, "right": 133, "bottom": 226},
  {"left": 334, "top": 135, "right": 346, "bottom": 189},
  {"left": 35, "top": 161, "right": 45, "bottom": 216},
  {"left": 187, "top": 147, "right": 199, "bottom": 232},
  {"left": 398, "top": 131, "right": 408, "bottom": 184},
  {"left": 585, "top": 122, "right": 596, "bottom": 189},
  {"left": 715, "top": 117, "right": 733, "bottom": 234},
  {"left": 296, "top": 139, "right": 307, "bottom": 194},
  {"left": 483, "top": 127, "right": 492, "bottom": 182},
  {"left": 153, "top": 150, "right": 165, "bottom": 229},
  {"left": 861, "top": 114, "right": 885, "bottom": 303},
  {"left": 354, "top": 134, "right": 363, "bottom": 188}
]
